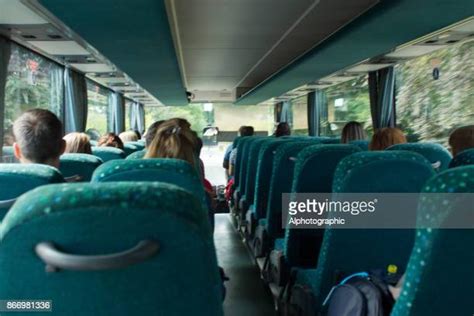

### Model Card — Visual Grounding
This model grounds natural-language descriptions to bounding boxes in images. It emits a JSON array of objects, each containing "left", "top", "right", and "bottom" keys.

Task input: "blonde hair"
[
  {"left": 144, "top": 119, "right": 197, "bottom": 167},
  {"left": 369, "top": 127, "right": 407, "bottom": 151},
  {"left": 119, "top": 130, "right": 139, "bottom": 142},
  {"left": 63, "top": 132, "right": 92, "bottom": 154}
]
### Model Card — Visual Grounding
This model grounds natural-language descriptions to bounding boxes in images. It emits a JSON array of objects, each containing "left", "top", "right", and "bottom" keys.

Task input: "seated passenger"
[
  {"left": 98, "top": 133, "right": 124, "bottom": 150},
  {"left": 369, "top": 127, "right": 407, "bottom": 151},
  {"left": 449, "top": 125, "right": 474, "bottom": 156},
  {"left": 144, "top": 119, "right": 197, "bottom": 167},
  {"left": 341, "top": 121, "right": 367, "bottom": 143},
  {"left": 223, "top": 125, "right": 251, "bottom": 170},
  {"left": 119, "top": 130, "right": 138, "bottom": 143},
  {"left": 274, "top": 122, "right": 291, "bottom": 137},
  {"left": 228, "top": 126, "right": 255, "bottom": 176},
  {"left": 144, "top": 120, "right": 165, "bottom": 148},
  {"left": 63, "top": 132, "right": 92, "bottom": 154},
  {"left": 12, "top": 109, "right": 65, "bottom": 168}
]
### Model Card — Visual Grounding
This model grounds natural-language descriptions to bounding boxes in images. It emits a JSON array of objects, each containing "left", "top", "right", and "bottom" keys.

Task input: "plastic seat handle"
[{"left": 35, "top": 240, "right": 159, "bottom": 272}]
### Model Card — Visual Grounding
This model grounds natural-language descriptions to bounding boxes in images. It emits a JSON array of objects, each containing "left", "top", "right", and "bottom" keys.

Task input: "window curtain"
[
  {"left": 274, "top": 102, "right": 283, "bottom": 123},
  {"left": 108, "top": 91, "right": 125, "bottom": 134},
  {"left": 64, "top": 68, "right": 88, "bottom": 133},
  {"left": 280, "top": 100, "right": 293, "bottom": 126},
  {"left": 50, "top": 65, "right": 64, "bottom": 120},
  {"left": 368, "top": 66, "right": 396, "bottom": 130},
  {"left": 307, "top": 90, "right": 328, "bottom": 136},
  {"left": 130, "top": 102, "right": 145, "bottom": 134},
  {"left": 0, "top": 37, "right": 11, "bottom": 156}
]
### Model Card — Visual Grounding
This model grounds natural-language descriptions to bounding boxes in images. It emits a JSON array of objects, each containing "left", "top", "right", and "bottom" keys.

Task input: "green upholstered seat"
[
  {"left": 91, "top": 158, "right": 207, "bottom": 210},
  {"left": 240, "top": 138, "right": 271, "bottom": 214},
  {"left": 126, "top": 141, "right": 145, "bottom": 151},
  {"left": 290, "top": 151, "right": 435, "bottom": 314},
  {"left": 59, "top": 154, "right": 103, "bottom": 182},
  {"left": 0, "top": 182, "right": 222, "bottom": 316},
  {"left": 0, "top": 164, "right": 64, "bottom": 219},
  {"left": 392, "top": 166, "right": 474, "bottom": 316},
  {"left": 349, "top": 140, "right": 369, "bottom": 151},
  {"left": 126, "top": 149, "right": 146, "bottom": 160},
  {"left": 91, "top": 147, "right": 126, "bottom": 162},
  {"left": 232, "top": 136, "right": 254, "bottom": 208},
  {"left": 236, "top": 137, "right": 261, "bottom": 200},
  {"left": 123, "top": 143, "right": 138, "bottom": 156},
  {"left": 387, "top": 142, "right": 452, "bottom": 171},
  {"left": 449, "top": 148, "right": 474, "bottom": 168},
  {"left": 281, "top": 144, "right": 361, "bottom": 268}
]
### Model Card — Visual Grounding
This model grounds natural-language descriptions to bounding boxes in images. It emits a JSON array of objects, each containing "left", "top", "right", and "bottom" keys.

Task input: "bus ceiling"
[{"left": 1, "top": 0, "right": 473, "bottom": 106}]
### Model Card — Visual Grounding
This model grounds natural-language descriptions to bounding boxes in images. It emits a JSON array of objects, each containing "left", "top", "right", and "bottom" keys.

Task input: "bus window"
[
  {"left": 85, "top": 81, "right": 109, "bottom": 135},
  {"left": 3, "top": 44, "right": 63, "bottom": 146},
  {"left": 396, "top": 40, "right": 474, "bottom": 144}
]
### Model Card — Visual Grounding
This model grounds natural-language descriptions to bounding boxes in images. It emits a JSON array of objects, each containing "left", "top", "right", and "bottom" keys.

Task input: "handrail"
[
  {"left": 0, "top": 198, "right": 17, "bottom": 209},
  {"left": 35, "top": 240, "right": 159, "bottom": 272}
]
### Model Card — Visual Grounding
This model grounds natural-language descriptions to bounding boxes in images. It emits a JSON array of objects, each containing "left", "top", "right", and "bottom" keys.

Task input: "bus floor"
[{"left": 214, "top": 214, "right": 276, "bottom": 316}]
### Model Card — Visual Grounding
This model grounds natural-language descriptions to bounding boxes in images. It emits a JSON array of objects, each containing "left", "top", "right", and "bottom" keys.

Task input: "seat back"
[
  {"left": 91, "top": 147, "right": 126, "bottom": 162},
  {"left": 237, "top": 137, "right": 260, "bottom": 195},
  {"left": 349, "top": 140, "right": 369, "bottom": 151},
  {"left": 126, "top": 141, "right": 145, "bottom": 151},
  {"left": 392, "top": 166, "right": 474, "bottom": 316},
  {"left": 126, "top": 149, "right": 146, "bottom": 160},
  {"left": 251, "top": 139, "right": 292, "bottom": 220},
  {"left": 311, "top": 151, "right": 435, "bottom": 310},
  {"left": 387, "top": 142, "right": 452, "bottom": 171},
  {"left": 283, "top": 145, "right": 361, "bottom": 266},
  {"left": 265, "top": 141, "right": 320, "bottom": 239},
  {"left": 0, "top": 164, "right": 64, "bottom": 219},
  {"left": 91, "top": 158, "right": 206, "bottom": 208},
  {"left": 59, "top": 154, "right": 103, "bottom": 182},
  {"left": 0, "top": 182, "right": 222, "bottom": 316},
  {"left": 449, "top": 148, "right": 474, "bottom": 168},
  {"left": 123, "top": 143, "right": 138, "bottom": 156},
  {"left": 242, "top": 138, "right": 270, "bottom": 207},
  {"left": 233, "top": 136, "right": 252, "bottom": 189}
]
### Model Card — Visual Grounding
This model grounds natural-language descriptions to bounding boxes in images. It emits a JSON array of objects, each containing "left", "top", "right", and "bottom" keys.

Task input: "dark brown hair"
[
  {"left": 449, "top": 125, "right": 474, "bottom": 156},
  {"left": 341, "top": 121, "right": 367, "bottom": 144},
  {"left": 13, "top": 109, "right": 64, "bottom": 163}
]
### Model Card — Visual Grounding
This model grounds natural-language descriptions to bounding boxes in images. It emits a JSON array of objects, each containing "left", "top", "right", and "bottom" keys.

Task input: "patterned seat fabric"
[
  {"left": 291, "top": 151, "right": 435, "bottom": 313},
  {"left": 91, "top": 147, "right": 126, "bottom": 162},
  {"left": 59, "top": 154, "right": 103, "bottom": 182},
  {"left": 283, "top": 144, "right": 361, "bottom": 267},
  {"left": 264, "top": 141, "right": 321, "bottom": 240},
  {"left": 387, "top": 142, "right": 452, "bottom": 171},
  {"left": 126, "top": 149, "right": 146, "bottom": 160},
  {"left": 0, "top": 182, "right": 222, "bottom": 316},
  {"left": 250, "top": 139, "right": 291, "bottom": 220},
  {"left": 123, "top": 143, "right": 138, "bottom": 156},
  {"left": 392, "top": 166, "right": 474, "bottom": 316},
  {"left": 91, "top": 158, "right": 207, "bottom": 212},
  {"left": 241, "top": 138, "right": 271, "bottom": 212},
  {"left": 127, "top": 141, "right": 146, "bottom": 151},
  {"left": 0, "top": 164, "right": 64, "bottom": 219},
  {"left": 236, "top": 137, "right": 261, "bottom": 200},
  {"left": 449, "top": 148, "right": 474, "bottom": 168},
  {"left": 349, "top": 140, "right": 369, "bottom": 151}
]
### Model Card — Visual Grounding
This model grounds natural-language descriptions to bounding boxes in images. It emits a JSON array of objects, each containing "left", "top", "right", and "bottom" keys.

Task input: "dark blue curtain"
[
  {"left": 64, "top": 68, "right": 88, "bottom": 133},
  {"left": 108, "top": 92, "right": 125, "bottom": 134},
  {"left": 307, "top": 91, "right": 328, "bottom": 136},
  {"left": 130, "top": 102, "right": 145, "bottom": 134},
  {"left": 0, "top": 37, "right": 11, "bottom": 157},
  {"left": 368, "top": 66, "right": 396, "bottom": 130}
]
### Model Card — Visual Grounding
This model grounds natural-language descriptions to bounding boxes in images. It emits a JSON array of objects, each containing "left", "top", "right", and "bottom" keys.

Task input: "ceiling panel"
[
  {"left": 28, "top": 40, "right": 90, "bottom": 55},
  {"left": 0, "top": 0, "right": 47, "bottom": 25},
  {"left": 70, "top": 63, "right": 114, "bottom": 73}
]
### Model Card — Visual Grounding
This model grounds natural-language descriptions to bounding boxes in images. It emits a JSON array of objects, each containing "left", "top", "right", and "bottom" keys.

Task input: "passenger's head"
[
  {"left": 145, "top": 119, "right": 197, "bottom": 167},
  {"left": 341, "top": 121, "right": 367, "bottom": 144},
  {"left": 133, "top": 130, "right": 141, "bottom": 140},
  {"left": 449, "top": 125, "right": 474, "bottom": 156},
  {"left": 145, "top": 120, "right": 165, "bottom": 147},
  {"left": 274, "top": 122, "right": 291, "bottom": 137},
  {"left": 63, "top": 132, "right": 92, "bottom": 154},
  {"left": 98, "top": 133, "right": 124, "bottom": 150},
  {"left": 369, "top": 127, "right": 407, "bottom": 151},
  {"left": 238, "top": 125, "right": 254, "bottom": 137},
  {"left": 12, "top": 109, "right": 65, "bottom": 168},
  {"left": 119, "top": 130, "right": 138, "bottom": 143}
]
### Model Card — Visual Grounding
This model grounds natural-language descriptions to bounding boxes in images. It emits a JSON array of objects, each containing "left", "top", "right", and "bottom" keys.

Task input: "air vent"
[
  {"left": 22, "top": 35, "right": 36, "bottom": 39},
  {"left": 47, "top": 34, "right": 62, "bottom": 39}
]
